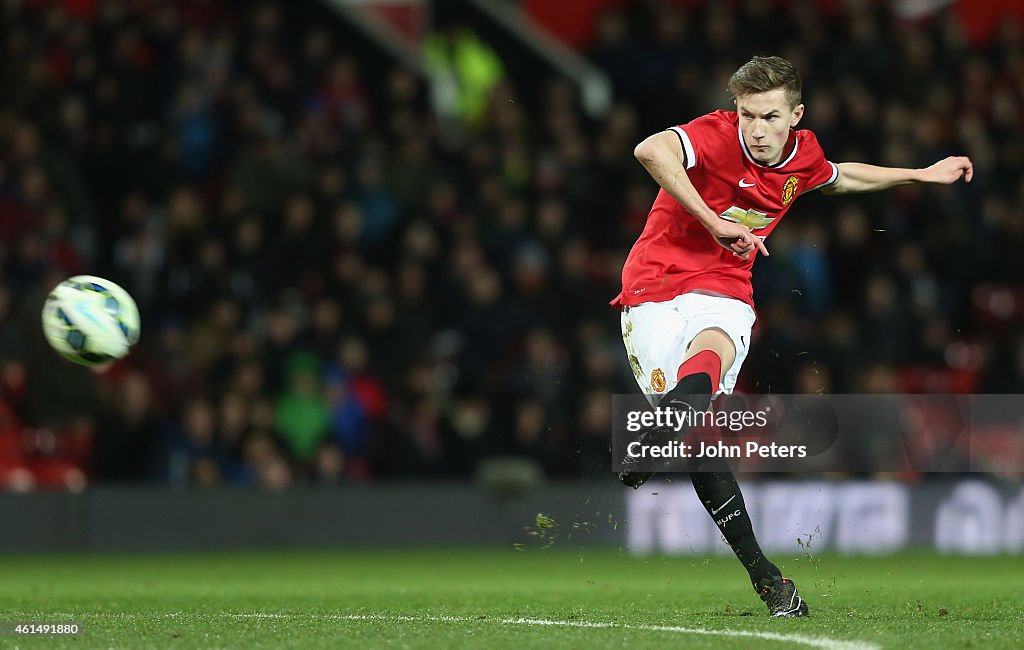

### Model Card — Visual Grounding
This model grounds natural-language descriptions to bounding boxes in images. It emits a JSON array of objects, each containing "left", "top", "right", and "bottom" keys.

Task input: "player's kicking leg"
[
  {"left": 616, "top": 342, "right": 721, "bottom": 488},
  {"left": 618, "top": 308, "right": 809, "bottom": 617}
]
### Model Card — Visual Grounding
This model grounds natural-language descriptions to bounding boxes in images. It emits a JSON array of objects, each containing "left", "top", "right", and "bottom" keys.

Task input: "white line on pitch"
[{"left": 232, "top": 612, "right": 881, "bottom": 650}]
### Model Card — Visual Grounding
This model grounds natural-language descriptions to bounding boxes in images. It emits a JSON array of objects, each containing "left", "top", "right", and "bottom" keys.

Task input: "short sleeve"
[
  {"left": 808, "top": 160, "right": 839, "bottom": 191},
  {"left": 666, "top": 112, "right": 730, "bottom": 171},
  {"left": 803, "top": 133, "right": 839, "bottom": 191}
]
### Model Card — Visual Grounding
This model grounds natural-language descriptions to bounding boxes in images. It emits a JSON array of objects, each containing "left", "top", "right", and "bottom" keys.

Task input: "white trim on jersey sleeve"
[
  {"left": 668, "top": 126, "right": 697, "bottom": 170},
  {"left": 809, "top": 161, "right": 840, "bottom": 191}
]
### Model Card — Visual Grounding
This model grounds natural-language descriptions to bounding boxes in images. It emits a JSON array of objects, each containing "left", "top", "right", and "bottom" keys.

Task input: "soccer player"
[{"left": 612, "top": 56, "right": 973, "bottom": 617}]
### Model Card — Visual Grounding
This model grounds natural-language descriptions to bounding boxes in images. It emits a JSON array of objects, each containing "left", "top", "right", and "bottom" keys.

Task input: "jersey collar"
[{"left": 738, "top": 124, "right": 799, "bottom": 168}]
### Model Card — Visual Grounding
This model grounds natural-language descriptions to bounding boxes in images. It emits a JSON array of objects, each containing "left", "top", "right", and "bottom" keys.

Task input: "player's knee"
[{"left": 686, "top": 328, "right": 735, "bottom": 381}]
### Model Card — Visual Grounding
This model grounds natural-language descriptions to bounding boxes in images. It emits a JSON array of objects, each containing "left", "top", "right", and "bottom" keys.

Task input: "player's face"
[{"left": 735, "top": 89, "right": 804, "bottom": 165}]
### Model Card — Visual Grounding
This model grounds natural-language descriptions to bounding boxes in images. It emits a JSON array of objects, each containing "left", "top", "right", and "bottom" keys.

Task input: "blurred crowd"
[{"left": 0, "top": 0, "right": 1021, "bottom": 489}]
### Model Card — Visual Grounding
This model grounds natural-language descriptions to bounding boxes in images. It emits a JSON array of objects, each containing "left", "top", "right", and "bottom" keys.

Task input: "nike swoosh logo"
[
  {"left": 738, "top": 178, "right": 756, "bottom": 188},
  {"left": 711, "top": 495, "right": 737, "bottom": 515}
]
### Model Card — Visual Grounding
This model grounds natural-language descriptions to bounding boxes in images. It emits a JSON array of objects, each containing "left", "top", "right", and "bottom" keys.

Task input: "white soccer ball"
[{"left": 41, "top": 275, "right": 141, "bottom": 366}]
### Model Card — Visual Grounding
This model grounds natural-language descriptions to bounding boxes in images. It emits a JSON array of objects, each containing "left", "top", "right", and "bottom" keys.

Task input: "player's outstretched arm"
[
  {"left": 823, "top": 156, "right": 973, "bottom": 194},
  {"left": 634, "top": 131, "right": 768, "bottom": 258}
]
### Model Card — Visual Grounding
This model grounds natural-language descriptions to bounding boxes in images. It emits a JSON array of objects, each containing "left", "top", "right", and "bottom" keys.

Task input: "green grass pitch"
[{"left": 1, "top": 549, "right": 1021, "bottom": 648}]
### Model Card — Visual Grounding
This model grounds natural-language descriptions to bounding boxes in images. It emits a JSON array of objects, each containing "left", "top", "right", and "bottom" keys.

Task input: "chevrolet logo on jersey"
[{"left": 719, "top": 206, "right": 775, "bottom": 230}]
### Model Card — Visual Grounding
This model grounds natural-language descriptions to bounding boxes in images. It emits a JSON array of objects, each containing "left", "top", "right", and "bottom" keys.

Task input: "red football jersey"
[{"left": 611, "top": 110, "right": 837, "bottom": 310}]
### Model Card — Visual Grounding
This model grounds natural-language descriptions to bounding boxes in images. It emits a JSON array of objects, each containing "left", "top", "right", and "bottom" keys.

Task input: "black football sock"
[
  {"left": 666, "top": 353, "right": 779, "bottom": 587},
  {"left": 639, "top": 357, "right": 717, "bottom": 448},
  {"left": 690, "top": 456, "right": 781, "bottom": 590},
  {"left": 662, "top": 351, "right": 717, "bottom": 418}
]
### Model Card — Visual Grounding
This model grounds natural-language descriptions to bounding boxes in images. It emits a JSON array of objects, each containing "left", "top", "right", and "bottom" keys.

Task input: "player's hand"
[
  {"left": 920, "top": 156, "right": 973, "bottom": 184},
  {"left": 710, "top": 221, "right": 769, "bottom": 259}
]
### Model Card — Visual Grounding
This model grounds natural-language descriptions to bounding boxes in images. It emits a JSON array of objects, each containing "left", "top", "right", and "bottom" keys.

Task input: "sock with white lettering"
[
  {"left": 670, "top": 351, "right": 780, "bottom": 589},
  {"left": 690, "top": 455, "right": 781, "bottom": 589}
]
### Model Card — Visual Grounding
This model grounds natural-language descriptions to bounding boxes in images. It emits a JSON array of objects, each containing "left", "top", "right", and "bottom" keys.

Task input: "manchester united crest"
[
  {"left": 651, "top": 369, "right": 666, "bottom": 393},
  {"left": 782, "top": 175, "right": 799, "bottom": 205}
]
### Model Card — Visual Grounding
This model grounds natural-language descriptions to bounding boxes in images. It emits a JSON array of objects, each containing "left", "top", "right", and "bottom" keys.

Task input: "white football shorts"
[{"left": 620, "top": 292, "right": 756, "bottom": 405}]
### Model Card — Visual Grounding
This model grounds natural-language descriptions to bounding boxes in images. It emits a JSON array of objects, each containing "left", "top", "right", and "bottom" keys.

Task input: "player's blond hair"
[{"left": 727, "top": 56, "right": 802, "bottom": 108}]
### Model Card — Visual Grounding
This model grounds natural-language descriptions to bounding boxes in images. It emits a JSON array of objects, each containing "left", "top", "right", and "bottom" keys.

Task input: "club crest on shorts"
[
  {"left": 650, "top": 368, "right": 666, "bottom": 392},
  {"left": 782, "top": 175, "right": 799, "bottom": 205}
]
